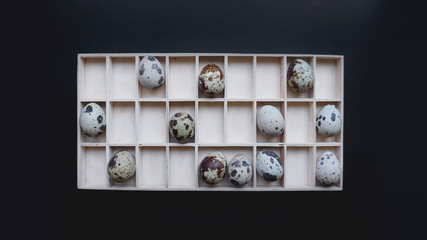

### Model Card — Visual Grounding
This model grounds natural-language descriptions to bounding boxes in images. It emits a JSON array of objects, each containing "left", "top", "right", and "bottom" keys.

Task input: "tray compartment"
[
  {"left": 198, "top": 56, "right": 225, "bottom": 98},
  {"left": 315, "top": 146, "right": 342, "bottom": 189},
  {"left": 256, "top": 101, "right": 285, "bottom": 143},
  {"left": 107, "top": 146, "right": 137, "bottom": 188},
  {"left": 168, "top": 101, "right": 196, "bottom": 144},
  {"left": 226, "top": 102, "right": 253, "bottom": 144},
  {"left": 286, "top": 56, "right": 315, "bottom": 99},
  {"left": 138, "top": 56, "right": 167, "bottom": 98},
  {"left": 79, "top": 101, "right": 107, "bottom": 143},
  {"left": 256, "top": 57, "right": 283, "bottom": 99},
  {"left": 138, "top": 146, "right": 167, "bottom": 188},
  {"left": 169, "top": 147, "right": 196, "bottom": 188},
  {"left": 285, "top": 101, "right": 315, "bottom": 143},
  {"left": 79, "top": 146, "right": 107, "bottom": 188},
  {"left": 255, "top": 146, "right": 285, "bottom": 188},
  {"left": 79, "top": 57, "right": 107, "bottom": 99},
  {"left": 110, "top": 57, "right": 137, "bottom": 99},
  {"left": 315, "top": 57, "right": 343, "bottom": 99},
  {"left": 168, "top": 56, "right": 196, "bottom": 99},
  {"left": 139, "top": 102, "right": 167, "bottom": 144},
  {"left": 109, "top": 101, "right": 137, "bottom": 144},
  {"left": 315, "top": 101, "right": 343, "bottom": 143},
  {"left": 285, "top": 146, "right": 315, "bottom": 189},
  {"left": 198, "top": 102, "right": 224, "bottom": 144},
  {"left": 227, "top": 56, "right": 254, "bottom": 99}
]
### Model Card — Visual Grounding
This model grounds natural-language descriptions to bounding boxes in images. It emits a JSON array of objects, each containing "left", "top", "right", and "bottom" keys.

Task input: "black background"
[{"left": 10, "top": 0, "right": 426, "bottom": 239}]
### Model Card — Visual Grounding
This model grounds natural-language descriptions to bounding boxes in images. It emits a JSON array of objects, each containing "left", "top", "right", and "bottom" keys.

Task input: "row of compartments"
[
  {"left": 78, "top": 55, "right": 343, "bottom": 100},
  {"left": 79, "top": 100, "right": 343, "bottom": 145},
  {"left": 78, "top": 145, "right": 343, "bottom": 190}
]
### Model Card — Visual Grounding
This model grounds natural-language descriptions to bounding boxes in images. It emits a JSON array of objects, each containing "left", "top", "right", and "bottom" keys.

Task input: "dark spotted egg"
[
  {"left": 256, "top": 149, "right": 283, "bottom": 182},
  {"left": 79, "top": 103, "right": 106, "bottom": 138},
  {"left": 256, "top": 105, "right": 285, "bottom": 137},
  {"left": 169, "top": 112, "right": 194, "bottom": 143},
  {"left": 316, "top": 151, "right": 341, "bottom": 186},
  {"left": 228, "top": 154, "right": 252, "bottom": 186},
  {"left": 138, "top": 56, "right": 165, "bottom": 90},
  {"left": 198, "top": 64, "right": 225, "bottom": 97},
  {"left": 108, "top": 151, "right": 136, "bottom": 183},
  {"left": 287, "top": 59, "right": 314, "bottom": 92},
  {"left": 200, "top": 152, "right": 227, "bottom": 184},
  {"left": 316, "top": 105, "right": 342, "bottom": 137}
]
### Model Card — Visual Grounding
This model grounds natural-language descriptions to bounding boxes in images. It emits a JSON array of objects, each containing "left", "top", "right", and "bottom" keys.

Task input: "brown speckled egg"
[
  {"left": 198, "top": 64, "right": 224, "bottom": 97},
  {"left": 287, "top": 59, "right": 314, "bottom": 92},
  {"left": 199, "top": 152, "right": 227, "bottom": 184},
  {"left": 108, "top": 151, "right": 136, "bottom": 183},
  {"left": 169, "top": 112, "right": 195, "bottom": 143}
]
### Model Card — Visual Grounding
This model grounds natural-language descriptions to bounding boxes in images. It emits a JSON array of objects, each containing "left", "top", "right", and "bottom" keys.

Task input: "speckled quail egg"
[
  {"left": 257, "top": 105, "right": 285, "bottom": 137},
  {"left": 287, "top": 59, "right": 314, "bottom": 92},
  {"left": 108, "top": 151, "right": 136, "bottom": 183},
  {"left": 316, "top": 151, "right": 341, "bottom": 186},
  {"left": 256, "top": 149, "right": 283, "bottom": 182},
  {"left": 200, "top": 151, "right": 228, "bottom": 184},
  {"left": 138, "top": 56, "right": 165, "bottom": 90},
  {"left": 79, "top": 103, "right": 106, "bottom": 138},
  {"left": 228, "top": 154, "right": 252, "bottom": 186},
  {"left": 169, "top": 112, "right": 195, "bottom": 143},
  {"left": 316, "top": 105, "right": 342, "bottom": 137},
  {"left": 198, "top": 64, "right": 225, "bottom": 97}
]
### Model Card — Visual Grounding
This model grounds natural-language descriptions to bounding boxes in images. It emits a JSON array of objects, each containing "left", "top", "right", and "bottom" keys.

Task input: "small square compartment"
[
  {"left": 109, "top": 101, "right": 136, "bottom": 144},
  {"left": 138, "top": 56, "right": 167, "bottom": 98},
  {"left": 169, "top": 147, "right": 196, "bottom": 188},
  {"left": 315, "top": 146, "right": 342, "bottom": 189},
  {"left": 198, "top": 56, "right": 225, "bottom": 98},
  {"left": 227, "top": 102, "right": 253, "bottom": 143},
  {"left": 286, "top": 102, "right": 315, "bottom": 143},
  {"left": 285, "top": 146, "right": 315, "bottom": 189},
  {"left": 227, "top": 57, "right": 253, "bottom": 99},
  {"left": 80, "top": 57, "right": 107, "bottom": 99},
  {"left": 256, "top": 101, "right": 285, "bottom": 143},
  {"left": 168, "top": 101, "right": 195, "bottom": 144},
  {"left": 108, "top": 146, "right": 137, "bottom": 188},
  {"left": 78, "top": 146, "right": 107, "bottom": 188},
  {"left": 79, "top": 101, "right": 107, "bottom": 143},
  {"left": 315, "top": 101, "right": 343, "bottom": 143},
  {"left": 315, "top": 57, "right": 343, "bottom": 99},
  {"left": 255, "top": 147, "right": 285, "bottom": 188},
  {"left": 198, "top": 147, "right": 253, "bottom": 189},
  {"left": 256, "top": 57, "right": 283, "bottom": 99},
  {"left": 139, "top": 102, "right": 167, "bottom": 144},
  {"left": 169, "top": 57, "right": 196, "bottom": 99},
  {"left": 198, "top": 102, "right": 224, "bottom": 144},
  {"left": 138, "top": 147, "right": 167, "bottom": 188},
  {"left": 286, "top": 56, "right": 315, "bottom": 99},
  {"left": 110, "top": 57, "right": 137, "bottom": 99}
]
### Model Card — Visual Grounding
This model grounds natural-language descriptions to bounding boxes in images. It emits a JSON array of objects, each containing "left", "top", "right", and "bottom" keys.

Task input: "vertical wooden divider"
[
  {"left": 165, "top": 55, "right": 170, "bottom": 189},
  {"left": 105, "top": 56, "right": 112, "bottom": 188},
  {"left": 194, "top": 55, "right": 200, "bottom": 189},
  {"left": 223, "top": 55, "right": 228, "bottom": 144},
  {"left": 252, "top": 56, "right": 257, "bottom": 188}
]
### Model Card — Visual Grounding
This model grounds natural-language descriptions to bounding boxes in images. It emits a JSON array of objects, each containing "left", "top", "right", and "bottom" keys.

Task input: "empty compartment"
[
  {"left": 168, "top": 101, "right": 195, "bottom": 144},
  {"left": 138, "top": 147, "right": 167, "bottom": 188},
  {"left": 79, "top": 101, "right": 107, "bottom": 143},
  {"left": 286, "top": 56, "right": 314, "bottom": 98},
  {"left": 138, "top": 56, "right": 167, "bottom": 98},
  {"left": 285, "top": 146, "right": 315, "bottom": 189},
  {"left": 198, "top": 147, "right": 253, "bottom": 189},
  {"left": 169, "top": 147, "right": 196, "bottom": 188},
  {"left": 108, "top": 146, "right": 136, "bottom": 188},
  {"left": 110, "top": 57, "right": 137, "bottom": 99},
  {"left": 198, "top": 102, "right": 224, "bottom": 144},
  {"left": 109, "top": 101, "right": 136, "bottom": 144},
  {"left": 255, "top": 147, "right": 284, "bottom": 188},
  {"left": 256, "top": 101, "right": 285, "bottom": 143},
  {"left": 169, "top": 57, "right": 196, "bottom": 99},
  {"left": 286, "top": 102, "right": 315, "bottom": 143},
  {"left": 79, "top": 146, "right": 107, "bottom": 188},
  {"left": 315, "top": 57, "right": 342, "bottom": 99},
  {"left": 227, "top": 102, "right": 253, "bottom": 143},
  {"left": 227, "top": 57, "right": 253, "bottom": 99},
  {"left": 81, "top": 57, "right": 107, "bottom": 99},
  {"left": 315, "top": 146, "right": 342, "bottom": 188},
  {"left": 256, "top": 57, "right": 283, "bottom": 99},
  {"left": 198, "top": 56, "right": 225, "bottom": 98},
  {"left": 139, "top": 102, "right": 167, "bottom": 144},
  {"left": 315, "top": 101, "right": 343, "bottom": 143}
]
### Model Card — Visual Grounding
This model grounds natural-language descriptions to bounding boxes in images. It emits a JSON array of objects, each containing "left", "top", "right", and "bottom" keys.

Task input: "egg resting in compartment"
[
  {"left": 316, "top": 104, "right": 342, "bottom": 137},
  {"left": 169, "top": 112, "right": 195, "bottom": 143},
  {"left": 228, "top": 154, "right": 252, "bottom": 186},
  {"left": 316, "top": 151, "right": 341, "bottom": 186},
  {"left": 287, "top": 59, "right": 314, "bottom": 92},
  {"left": 138, "top": 55, "right": 165, "bottom": 90},
  {"left": 108, "top": 150, "right": 136, "bottom": 183},
  {"left": 256, "top": 149, "right": 283, "bottom": 182},
  {"left": 79, "top": 103, "right": 106, "bottom": 138},
  {"left": 200, "top": 152, "right": 228, "bottom": 184},
  {"left": 198, "top": 64, "right": 225, "bottom": 97},
  {"left": 256, "top": 105, "right": 285, "bottom": 137}
]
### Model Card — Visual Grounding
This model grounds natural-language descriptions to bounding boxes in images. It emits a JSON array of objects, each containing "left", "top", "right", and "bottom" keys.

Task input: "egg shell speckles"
[
  {"left": 228, "top": 154, "right": 252, "bottom": 186},
  {"left": 257, "top": 105, "right": 285, "bottom": 137},
  {"left": 138, "top": 56, "right": 165, "bottom": 90},
  {"left": 169, "top": 112, "right": 195, "bottom": 143},
  {"left": 198, "top": 64, "right": 225, "bottom": 97},
  {"left": 287, "top": 59, "right": 314, "bottom": 92},
  {"left": 200, "top": 152, "right": 228, "bottom": 184},
  {"left": 256, "top": 149, "right": 283, "bottom": 182},
  {"left": 108, "top": 151, "right": 136, "bottom": 183},
  {"left": 79, "top": 103, "right": 106, "bottom": 138},
  {"left": 316, "top": 105, "right": 342, "bottom": 137},
  {"left": 316, "top": 151, "right": 341, "bottom": 186}
]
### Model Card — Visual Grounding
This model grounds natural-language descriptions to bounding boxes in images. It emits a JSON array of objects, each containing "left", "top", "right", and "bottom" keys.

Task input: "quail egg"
[
  {"left": 79, "top": 103, "right": 106, "bottom": 138},
  {"left": 257, "top": 105, "right": 285, "bottom": 137},
  {"left": 316, "top": 151, "right": 341, "bottom": 186},
  {"left": 228, "top": 154, "right": 252, "bottom": 186},
  {"left": 200, "top": 151, "right": 227, "bottom": 184},
  {"left": 169, "top": 112, "right": 195, "bottom": 143},
  {"left": 316, "top": 105, "right": 342, "bottom": 137},
  {"left": 138, "top": 56, "right": 165, "bottom": 90},
  {"left": 108, "top": 150, "right": 136, "bottom": 183},
  {"left": 287, "top": 59, "right": 314, "bottom": 92},
  {"left": 198, "top": 64, "right": 225, "bottom": 97},
  {"left": 256, "top": 149, "right": 283, "bottom": 182}
]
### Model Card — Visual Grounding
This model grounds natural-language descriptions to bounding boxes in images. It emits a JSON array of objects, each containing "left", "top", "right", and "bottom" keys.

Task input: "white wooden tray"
[{"left": 77, "top": 53, "right": 344, "bottom": 191}]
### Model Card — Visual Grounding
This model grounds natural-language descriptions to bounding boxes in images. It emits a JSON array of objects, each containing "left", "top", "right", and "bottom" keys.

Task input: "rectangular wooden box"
[{"left": 77, "top": 53, "right": 344, "bottom": 191}]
